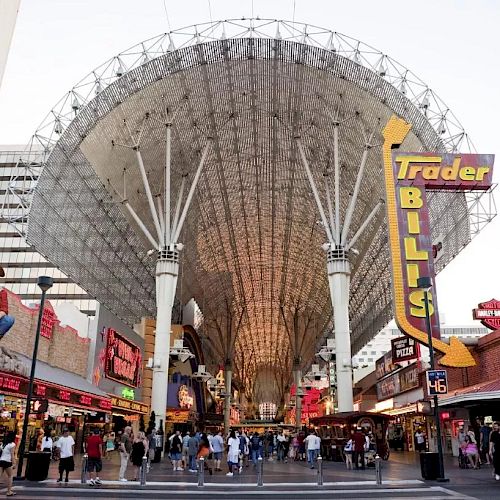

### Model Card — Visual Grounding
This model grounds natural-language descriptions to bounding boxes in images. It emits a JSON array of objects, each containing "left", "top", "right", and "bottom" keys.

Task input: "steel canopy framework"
[{"left": 7, "top": 19, "right": 495, "bottom": 408}]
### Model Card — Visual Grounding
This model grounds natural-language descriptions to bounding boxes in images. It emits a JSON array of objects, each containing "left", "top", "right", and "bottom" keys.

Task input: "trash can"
[
  {"left": 420, "top": 452, "right": 439, "bottom": 480},
  {"left": 25, "top": 451, "right": 51, "bottom": 481}
]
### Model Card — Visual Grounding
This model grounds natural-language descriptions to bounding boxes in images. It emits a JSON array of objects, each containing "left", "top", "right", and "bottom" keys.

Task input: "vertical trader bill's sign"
[{"left": 383, "top": 116, "right": 494, "bottom": 368}]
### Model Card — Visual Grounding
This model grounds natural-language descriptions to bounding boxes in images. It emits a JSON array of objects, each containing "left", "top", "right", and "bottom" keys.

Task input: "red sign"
[
  {"left": 473, "top": 299, "right": 500, "bottom": 330},
  {"left": 34, "top": 384, "right": 47, "bottom": 397},
  {"left": 391, "top": 336, "right": 417, "bottom": 363},
  {"left": 0, "top": 374, "right": 21, "bottom": 392},
  {"left": 40, "top": 303, "right": 57, "bottom": 339},
  {"left": 104, "top": 328, "right": 141, "bottom": 388}
]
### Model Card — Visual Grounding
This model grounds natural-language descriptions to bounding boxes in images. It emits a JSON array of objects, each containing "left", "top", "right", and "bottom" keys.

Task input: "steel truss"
[{"left": 2, "top": 19, "right": 496, "bottom": 403}]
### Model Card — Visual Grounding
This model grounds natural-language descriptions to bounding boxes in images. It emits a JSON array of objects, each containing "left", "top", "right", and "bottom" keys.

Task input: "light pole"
[
  {"left": 417, "top": 276, "right": 448, "bottom": 482},
  {"left": 16, "top": 276, "right": 53, "bottom": 479}
]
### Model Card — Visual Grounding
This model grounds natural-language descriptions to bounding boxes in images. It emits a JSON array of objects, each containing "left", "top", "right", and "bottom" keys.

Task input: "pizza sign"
[{"left": 473, "top": 299, "right": 500, "bottom": 330}]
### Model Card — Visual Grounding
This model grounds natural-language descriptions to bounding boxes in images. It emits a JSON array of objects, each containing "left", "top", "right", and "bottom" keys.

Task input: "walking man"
[
  {"left": 304, "top": 430, "right": 321, "bottom": 469},
  {"left": 489, "top": 421, "right": 500, "bottom": 481},
  {"left": 119, "top": 426, "right": 132, "bottom": 482},
  {"left": 212, "top": 430, "right": 224, "bottom": 471},
  {"left": 85, "top": 428, "right": 103, "bottom": 486},
  {"left": 352, "top": 427, "right": 366, "bottom": 470}
]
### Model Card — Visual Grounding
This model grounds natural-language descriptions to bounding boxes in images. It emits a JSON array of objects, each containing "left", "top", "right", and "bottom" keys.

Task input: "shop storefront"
[{"left": 0, "top": 369, "right": 111, "bottom": 454}]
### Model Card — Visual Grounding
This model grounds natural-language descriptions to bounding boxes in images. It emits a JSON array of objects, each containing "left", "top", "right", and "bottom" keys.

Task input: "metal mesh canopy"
[{"left": 25, "top": 20, "right": 482, "bottom": 394}]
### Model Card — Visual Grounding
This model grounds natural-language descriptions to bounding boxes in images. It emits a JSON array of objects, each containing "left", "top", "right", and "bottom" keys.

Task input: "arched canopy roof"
[{"left": 24, "top": 19, "right": 477, "bottom": 389}]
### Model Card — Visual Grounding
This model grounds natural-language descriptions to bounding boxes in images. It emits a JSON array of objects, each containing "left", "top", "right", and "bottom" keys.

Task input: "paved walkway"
[{"left": 4, "top": 450, "right": 499, "bottom": 499}]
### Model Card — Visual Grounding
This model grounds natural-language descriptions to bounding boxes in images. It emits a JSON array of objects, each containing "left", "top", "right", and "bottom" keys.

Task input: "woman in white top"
[
  {"left": 226, "top": 430, "right": 240, "bottom": 476},
  {"left": 41, "top": 433, "right": 53, "bottom": 454},
  {"left": 0, "top": 431, "right": 17, "bottom": 496}
]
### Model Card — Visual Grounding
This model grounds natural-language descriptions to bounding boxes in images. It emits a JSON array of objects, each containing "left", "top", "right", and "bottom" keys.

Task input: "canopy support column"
[{"left": 224, "top": 360, "right": 232, "bottom": 436}]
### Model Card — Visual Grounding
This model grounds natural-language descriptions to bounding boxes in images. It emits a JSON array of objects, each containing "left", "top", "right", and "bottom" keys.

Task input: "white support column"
[
  {"left": 224, "top": 365, "right": 232, "bottom": 436},
  {"left": 151, "top": 248, "right": 180, "bottom": 434},
  {"left": 294, "top": 367, "right": 302, "bottom": 430},
  {"left": 327, "top": 253, "right": 353, "bottom": 412},
  {"left": 333, "top": 125, "right": 341, "bottom": 244},
  {"left": 164, "top": 123, "right": 172, "bottom": 245}
]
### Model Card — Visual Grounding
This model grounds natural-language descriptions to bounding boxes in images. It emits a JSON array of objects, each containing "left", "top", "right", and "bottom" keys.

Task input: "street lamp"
[
  {"left": 417, "top": 276, "right": 448, "bottom": 482},
  {"left": 16, "top": 276, "right": 53, "bottom": 479}
]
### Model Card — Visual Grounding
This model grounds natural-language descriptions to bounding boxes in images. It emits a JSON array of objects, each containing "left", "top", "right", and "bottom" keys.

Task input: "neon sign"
[
  {"left": 382, "top": 116, "right": 494, "bottom": 367},
  {"left": 104, "top": 328, "right": 141, "bottom": 387},
  {"left": 178, "top": 385, "right": 194, "bottom": 409}
]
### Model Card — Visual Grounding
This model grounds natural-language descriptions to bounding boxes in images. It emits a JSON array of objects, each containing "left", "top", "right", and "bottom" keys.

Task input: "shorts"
[
  {"left": 87, "top": 458, "right": 102, "bottom": 473},
  {"left": 59, "top": 456, "right": 75, "bottom": 472},
  {"left": 213, "top": 452, "right": 222, "bottom": 460},
  {"left": 171, "top": 452, "right": 182, "bottom": 461},
  {"left": 0, "top": 460, "right": 12, "bottom": 470}
]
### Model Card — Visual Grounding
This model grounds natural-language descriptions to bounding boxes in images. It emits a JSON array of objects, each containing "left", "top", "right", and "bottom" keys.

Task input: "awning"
[
  {"left": 18, "top": 354, "right": 108, "bottom": 398},
  {"left": 439, "top": 379, "right": 500, "bottom": 407}
]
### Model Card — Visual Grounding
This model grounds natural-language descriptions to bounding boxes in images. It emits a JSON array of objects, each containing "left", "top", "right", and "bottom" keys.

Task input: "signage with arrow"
[{"left": 382, "top": 116, "right": 494, "bottom": 367}]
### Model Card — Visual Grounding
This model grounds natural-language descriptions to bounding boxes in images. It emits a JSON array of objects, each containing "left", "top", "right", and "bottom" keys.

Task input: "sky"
[{"left": 0, "top": 0, "right": 499, "bottom": 326}]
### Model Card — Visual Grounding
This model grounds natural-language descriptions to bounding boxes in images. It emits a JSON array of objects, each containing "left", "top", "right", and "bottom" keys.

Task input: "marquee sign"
[
  {"left": 104, "top": 327, "right": 142, "bottom": 387},
  {"left": 383, "top": 116, "right": 494, "bottom": 368},
  {"left": 473, "top": 299, "right": 500, "bottom": 330}
]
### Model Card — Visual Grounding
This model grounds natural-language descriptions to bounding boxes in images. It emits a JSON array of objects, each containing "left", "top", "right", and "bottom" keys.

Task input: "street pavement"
[{"left": 4, "top": 450, "right": 499, "bottom": 499}]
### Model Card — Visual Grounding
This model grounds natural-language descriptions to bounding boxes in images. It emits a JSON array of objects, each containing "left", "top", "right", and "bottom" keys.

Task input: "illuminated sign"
[
  {"left": 166, "top": 409, "right": 189, "bottom": 423},
  {"left": 177, "top": 385, "right": 194, "bottom": 409},
  {"left": 473, "top": 299, "right": 500, "bottom": 330},
  {"left": 30, "top": 399, "right": 48, "bottom": 413},
  {"left": 121, "top": 388, "right": 135, "bottom": 400},
  {"left": 104, "top": 327, "right": 142, "bottom": 387},
  {"left": 426, "top": 369, "right": 448, "bottom": 396},
  {"left": 375, "top": 352, "right": 397, "bottom": 380},
  {"left": 110, "top": 395, "right": 149, "bottom": 414},
  {"left": 391, "top": 336, "right": 417, "bottom": 363},
  {"left": 382, "top": 116, "right": 493, "bottom": 368}
]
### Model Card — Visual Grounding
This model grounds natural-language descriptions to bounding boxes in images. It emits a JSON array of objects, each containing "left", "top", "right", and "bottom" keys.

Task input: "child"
[{"left": 344, "top": 438, "right": 353, "bottom": 469}]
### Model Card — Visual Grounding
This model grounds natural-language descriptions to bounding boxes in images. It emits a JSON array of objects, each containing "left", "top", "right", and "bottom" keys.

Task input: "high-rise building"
[
  {"left": 0, "top": 0, "right": 20, "bottom": 88},
  {"left": 0, "top": 145, "right": 97, "bottom": 314}
]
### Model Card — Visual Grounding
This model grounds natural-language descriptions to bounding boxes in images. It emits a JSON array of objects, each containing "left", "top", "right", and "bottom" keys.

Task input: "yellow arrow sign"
[{"left": 382, "top": 115, "right": 476, "bottom": 368}]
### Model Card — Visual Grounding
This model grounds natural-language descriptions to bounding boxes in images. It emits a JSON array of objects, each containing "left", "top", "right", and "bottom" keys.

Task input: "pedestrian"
[
  {"left": 56, "top": 428, "right": 75, "bottom": 483},
  {"left": 131, "top": 431, "right": 146, "bottom": 481},
  {"left": 169, "top": 430, "right": 183, "bottom": 471},
  {"left": 304, "top": 429, "right": 321, "bottom": 469},
  {"left": 414, "top": 427, "right": 426, "bottom": 452},
  {"left": 181, "top": 431, "right": 190, "bottom": 469},
  {"left": 479, "top": 420, "right": 491, "bottom": 465},
  {"left": 298, "top": 432, "right": 306, "bottom": 461},
  {"left": 0, "top": 271, "right": 15, "bottom": 340},
  {"left": 212, "top": 430, "right": 224, "bottom": 471},
  {"left": 344, "top": 433, "right": 354, "bottom": 469},
  {"left": 226, "top": 430, "right": 240, "bottom": 476},
  {"left": 267, "top": 431, "right": 275, "bottom": 461},
  {"left": 276, "top": 431, "right": 286, "bottom": 462},
  {"left": 118, "top": 426, "right": 132, "bottom": 482},
  {"left": 291, "top": 434, "right": 299, "bottom": 460},
  {"left": 187, "top": 431, "right": 199, "bottom": 472},
  {"left": 84, "top": 428, "right": 103, "bottom": 486},
  {"left": 352, "top": 427, "right": 366, "bottom": 470},
  {"left": 0, "top": 431, "right": 17, "bottom": 496},
  {"left": 489, "top": 421, "right": 500, "bottom": 481},
  {"left": 41, "top": 430, "right": 53, "bottom": 454},
  {"left": 249, "top": 432, "right": 262, "bottom": 466},
  {"left": 197, "top": 433, "right": 213, "bottom": 475}
]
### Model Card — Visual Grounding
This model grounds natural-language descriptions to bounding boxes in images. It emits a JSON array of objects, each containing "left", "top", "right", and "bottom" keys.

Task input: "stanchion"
[
  {"left": 81, "top": 453, "right": 88, "bottom": 484},
  {"left": 375, "top": 454, "right": 382, "bottom": 485},
  {"left": 140, "top": 455, "right": 147, "bottom": 486},
  {"left": 317, "top": 455, "right": 323, "bottom": 486},
  {"left": 197, "top": 457, "right": 205, "bottom": 487},
  {"left": 257, "top": 456, "right": 263, "bottom": 487}
]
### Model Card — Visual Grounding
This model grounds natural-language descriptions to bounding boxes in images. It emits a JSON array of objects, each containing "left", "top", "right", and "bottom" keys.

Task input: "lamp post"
[
  {"left": 417, "top": 276, "right": 448, "bottom": 482},
  {"left": 16, "top": 276, "right": 53, "bottom": 479}
]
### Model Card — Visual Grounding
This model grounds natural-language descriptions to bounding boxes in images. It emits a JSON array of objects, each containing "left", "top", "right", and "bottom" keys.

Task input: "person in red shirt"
[
  {"left": 0, "top": 268, "right": 15, "bottom": 340},
  {"left": 352, "top": 428, "right": 366, "bottom": 470},
  {"left": 84, "top": 428, "right": 104, "bottom": 486}
]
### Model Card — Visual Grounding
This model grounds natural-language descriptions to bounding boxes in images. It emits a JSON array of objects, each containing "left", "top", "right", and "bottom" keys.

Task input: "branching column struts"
[
  {"left": 295, "top": 120, "right": 383, "bottom": 412},
  {"left": 112, "top": 112, "right": 212, "bottom": 438}
]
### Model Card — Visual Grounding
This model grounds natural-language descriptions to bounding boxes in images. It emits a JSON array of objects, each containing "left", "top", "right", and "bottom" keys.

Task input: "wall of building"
[
  {"left": 0, "top": 0, "right": 20, "bottom": 88},
  {"left": 1, "top": 289, "right": 90, "bottom": 377}
]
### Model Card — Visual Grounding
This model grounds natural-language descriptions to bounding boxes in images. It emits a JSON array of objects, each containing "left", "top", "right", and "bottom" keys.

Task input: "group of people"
[
  {"left": 458, "top": 420, "right": 500, "bottom": 478},
  {"left": 343, "top": 427, "right": 376, "bottom": 470}
]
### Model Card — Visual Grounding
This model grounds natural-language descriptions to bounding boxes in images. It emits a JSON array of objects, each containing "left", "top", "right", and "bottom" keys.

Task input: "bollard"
[
  {"left": 81, "top": 453, "right": 88, "bottom": 484},
  {"left": 375, "top": 454, "right": 382, "bottom": 485},
  {"left": 317, "top": 455, "right": 323, "bottom": 486},
  {"left": 140, "top": 455, "right": 147, "bottom": 486},
  {"left": 197, "top": 457, "right": 205, "bottom": 487},
  {"left": 257, "top": 456, "right": 263, "bottom": 487}
]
